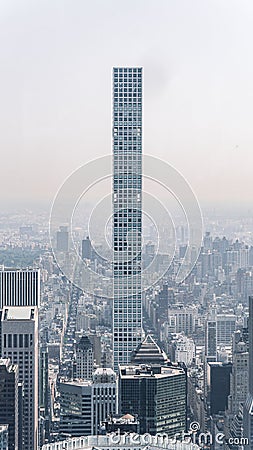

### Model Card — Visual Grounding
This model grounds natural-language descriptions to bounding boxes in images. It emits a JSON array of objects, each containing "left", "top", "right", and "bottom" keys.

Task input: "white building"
[
  {"left": 92, "top": 368, "right": 117, "bottom": 434},
  {"left": 205, "top": 311, "right": 237, "bottom": 362},
  {"left": 243, "top": 296, "right": 253, "bottom": 449},
  {"left": 1, "top": 306, "right": 39, "bottom": 450},
  {"left": 175, "top": 334, "right": 196, "bottom": 367},
  {"left": 216, "top": 314, "right": 236, "bottom": 346},
  {"left": 59, "top": 368, "right": 117, "bottom": 437}
]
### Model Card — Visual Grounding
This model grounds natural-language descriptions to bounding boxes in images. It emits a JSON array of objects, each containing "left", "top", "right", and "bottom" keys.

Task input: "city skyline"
[{"left": 1, "top": 2, "right": 253, "bottom": 448}]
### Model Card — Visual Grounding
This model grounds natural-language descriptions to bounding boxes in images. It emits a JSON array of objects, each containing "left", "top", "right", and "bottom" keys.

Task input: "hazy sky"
[{"left": 1, "top": 0, "right": 253, "bottom": 210}]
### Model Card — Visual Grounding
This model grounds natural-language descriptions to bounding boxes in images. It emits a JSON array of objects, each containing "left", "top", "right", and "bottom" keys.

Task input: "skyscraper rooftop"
[{"left": 76, "top": 335, "right": 93, "bottom": 351}]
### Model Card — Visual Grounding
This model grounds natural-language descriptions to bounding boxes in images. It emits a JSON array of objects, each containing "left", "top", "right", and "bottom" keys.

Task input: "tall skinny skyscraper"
[{"left": 113, "top": 67, "right": 143, "bottom": 370}]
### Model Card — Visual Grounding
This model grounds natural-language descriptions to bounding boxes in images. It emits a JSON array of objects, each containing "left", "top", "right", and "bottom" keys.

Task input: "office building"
[
  {"left": 0, "top": 425, "right": 8, "bottom": 450},
  {"left": 228, "top": 330, "right": 249, "bottom": 416},
  {"left": 76, "top": 335, "right": 94, "bottom": 380},
  {"left": 216, "top": 314, "right": 236, "bottom": 345},
  {"left": 18, "top": 383, "right": 23, "bottom": 450},
  {"left": 59, "top": 380, "right": 92, "bottom": 436},
  {"left": 205, "top": 319, "right": 217, "bottom": 362},
  {"left": 86, "top": 332, "right": 102, "bottom": 366},
  {"left": 1, "top": 307, "right": 39, "bottom": 450},
  {"left": 101, "top": 413, "right": 139, "bottom": 434},
  {"left": 224, "top": 330, "right": 249, "bottom": 444},
  {"left": 0, "top": 359, "right": 18, "bottom": 450},
  {"left": 119, "top": 364, "right": 186, "bottom": 436},
  {"left": 174, "top": 335, "right": 195, "bottom": 367},
  {"left": 0, "top": 268, "right": 40, "bottom": 309},
  {"left": 243, "top": 296, "right": 253, "bottom": 449},
  {"left": 92, "top": 368, "right": 117, "bottom": 434},
  {"left": 112, "top": 67, "right": 143, "bottom": 370},
  {"left": 42, "top": 434, "right": 201, "bottom": 450},
  {"left": 207, "top": 362, "right": 232, "bottom": 415},
  {"left": 169, "top": 305, "right": 197, "bottom": 335},
  {"left": 56, "top": 226, "right": 69, "bottom": 252},
  {"left": 82, "top": 236, "right": 92, "bottom": 260},
  {"left": 39, "top": 345, "right": 50, "bottom": 445},
  {"left": 59, "top": 369, "right": 117, "bottom": 437}
]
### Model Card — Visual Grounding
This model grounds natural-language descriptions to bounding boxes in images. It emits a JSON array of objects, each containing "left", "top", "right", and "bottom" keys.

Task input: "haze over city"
[{"left": 1, "top": 2, "right": 253, "bottom": 450}]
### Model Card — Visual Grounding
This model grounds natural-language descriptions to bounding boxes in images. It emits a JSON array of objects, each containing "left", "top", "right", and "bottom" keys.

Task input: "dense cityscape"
[
  {"left": 0, "top": 63, "right": 253, "bottom": 450},
  {"left": 0, "top": 205, "right": 253, "bottom": 449}
]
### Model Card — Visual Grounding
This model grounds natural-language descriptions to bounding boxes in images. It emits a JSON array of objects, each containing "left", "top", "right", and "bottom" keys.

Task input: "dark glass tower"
[
  {"left": 243, "top": 296, "right": 253, "bottom": 448},
  {"left": 0, "top": 358, "right": 19, "bottom": 450},
  {"left": 112, "top": 67, "right": 143, "bottom": 370},
  {"left": 0, "top": 268, "right": 40, "bottom": 308},
  {"left": 118, "top": 365, "right": 187, "bottom": 436}
]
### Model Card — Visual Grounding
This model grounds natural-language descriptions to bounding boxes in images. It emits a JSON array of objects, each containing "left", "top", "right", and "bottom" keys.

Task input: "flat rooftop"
[
  {"left": 119, "top": 364, "right": 185, "bottom": 379},
  {"left": 2, "top": 306, "right": 36, "bottom": 320}
]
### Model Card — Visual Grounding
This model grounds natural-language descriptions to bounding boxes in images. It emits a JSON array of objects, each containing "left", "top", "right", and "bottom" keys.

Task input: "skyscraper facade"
[
  {"left": 207, "top": 362, "right": 232, "bottom": 415},
  {"left": 39, "top": 345, "right": 50, "bottom": 446},
  {"left": 118, "top": 364, "right": 186, "bottom": 436},
  {"left": 112, "top": 67, "right": 143, "bottom": 370},
  {"left": 0, "top": 425, "right": 8, "bottom": 450},
  {"left": 56, "top": 226, "right": 69, "bottom": 252},
  {"left": 243, "top": 296, "right": 253, "bottom": 449},
  {"left": 0, "top": 358, "right": 19, "bottom": 450},
  {"left": 0, "top": 268, "right": 40, "bottom": 309},
  {"left": 1, "top": 307, "right": 39, "bottom": 450},
  {"left": 59, "top": 380, "right": 92, "bottom": 437},
  {"left": 76, "top": 335, "right": 94, "bottom": 380},
  {"left": 91, "top": 368, "right": 117, "bottom": 434}
]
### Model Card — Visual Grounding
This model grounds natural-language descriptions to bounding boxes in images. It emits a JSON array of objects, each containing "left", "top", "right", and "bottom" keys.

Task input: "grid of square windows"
[{"left": 112, "top": 68, "right": 143, "bottom": 369}]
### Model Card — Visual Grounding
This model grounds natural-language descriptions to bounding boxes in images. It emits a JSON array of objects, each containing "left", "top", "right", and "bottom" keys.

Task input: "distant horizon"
[
  {"left": 1, "top": 1, "right": 253, "bottom": 208},
  {"left": 0, "top": 198, "right": 253, "bottom": 219}
]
